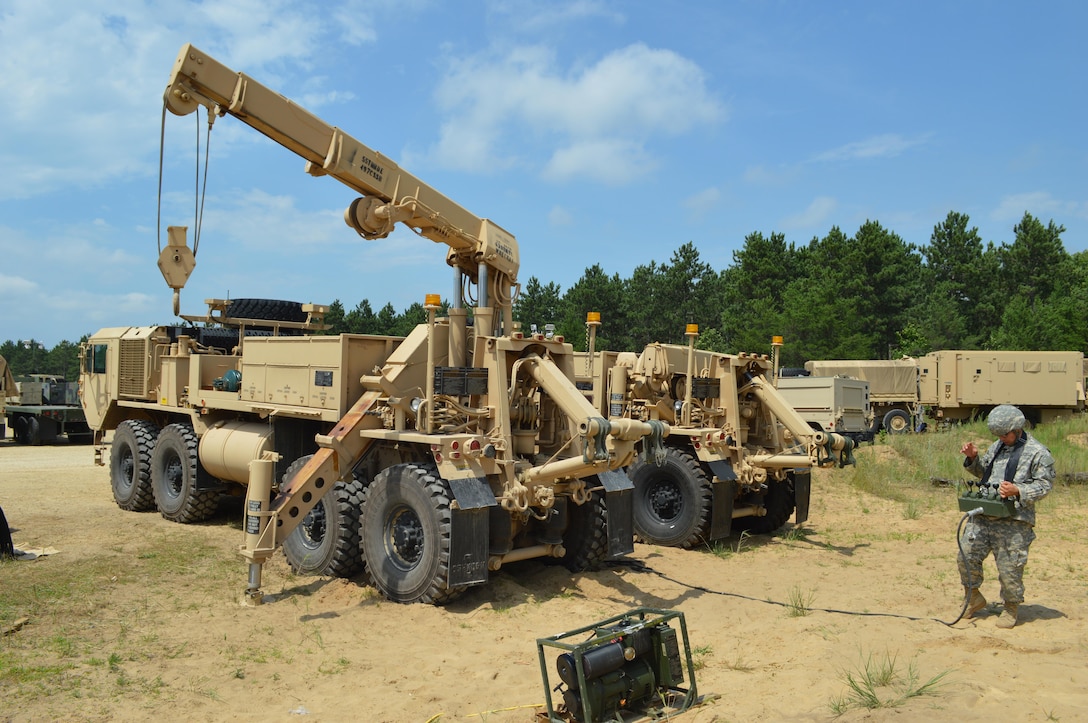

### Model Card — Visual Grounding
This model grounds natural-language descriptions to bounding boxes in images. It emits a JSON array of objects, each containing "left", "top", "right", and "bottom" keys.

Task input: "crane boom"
[{"left": 163, "top": 43, "right": 519, "bottom": 293}]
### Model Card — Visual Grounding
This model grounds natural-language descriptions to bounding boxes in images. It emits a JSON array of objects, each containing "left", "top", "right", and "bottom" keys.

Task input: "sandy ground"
[{"left": 1, "top": 435, "right": 1087, "bottom": 723}]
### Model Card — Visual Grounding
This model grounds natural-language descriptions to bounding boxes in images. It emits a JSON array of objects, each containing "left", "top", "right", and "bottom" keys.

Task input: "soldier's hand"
[
  {"left": 999, "top": 480, "right": 1020, "bottom": 499},
  {"left": 960, "top": 442, "right": 978, "bottom": 459}
]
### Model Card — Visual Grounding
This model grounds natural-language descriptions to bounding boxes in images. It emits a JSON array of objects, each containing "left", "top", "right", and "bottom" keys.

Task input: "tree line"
[
  {"left": 0, "top": 339, "right": 82, "bottom": 382},
  {"left": 5, "top": 210, "right": 1084, "bottom": 379},
  {"left": 509, "top": 210, "right": 1087, "bottom": 367}
]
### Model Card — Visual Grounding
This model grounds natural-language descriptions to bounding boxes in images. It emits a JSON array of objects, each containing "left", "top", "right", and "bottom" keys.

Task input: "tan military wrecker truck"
[
  {"left": 80, "top": 44, "right": 664, "bottom": 605},
  {"left": 576, "top": 323, "right": 854, "bottom": 549}
]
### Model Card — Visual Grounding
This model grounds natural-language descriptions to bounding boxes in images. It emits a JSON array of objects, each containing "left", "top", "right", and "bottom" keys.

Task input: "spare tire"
[{"left": 223, "top": 298, "right": 308, "bottom": 323}]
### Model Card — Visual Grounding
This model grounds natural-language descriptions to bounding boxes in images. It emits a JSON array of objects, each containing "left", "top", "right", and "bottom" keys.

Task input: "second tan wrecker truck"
[
  {"left": 80, "top": 44, "right": 664, "bottom": 605},
  {"left": 576, "top": 322, "right": 854, "bottom": 549}
]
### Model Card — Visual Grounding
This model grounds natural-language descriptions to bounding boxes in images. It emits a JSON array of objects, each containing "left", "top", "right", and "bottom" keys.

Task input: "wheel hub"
[
  {"left": 164, "top": 454, "right": 184, "bottom": 498},
  {"left": 300, "top": 503, "right": 328, "bottom": 548},
  {"left": 648, "top": 479, "right": 683, "bottom": 522},
  {"left": 387, "top": 506, "right": 424, "bottom": 569},
  {"left": 119, "top": 452, "right": 135, "bottom": 491}
]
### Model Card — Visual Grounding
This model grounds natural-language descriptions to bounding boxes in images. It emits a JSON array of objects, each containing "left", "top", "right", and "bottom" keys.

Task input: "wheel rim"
[
  {"left": 385, "top": 505, "right": 424, "bottom": 571},
  {"left": 646, "top": 476, "right": 683, "bottom": 523},
  {"left": 163, "top": 451, "right": 184, "bottom": 500},
  {"left": 118, "top": 447, "right": 136, "bottom": 494},
  {"left": 299, "top": 502, "right": 328, "bottom": 550}
]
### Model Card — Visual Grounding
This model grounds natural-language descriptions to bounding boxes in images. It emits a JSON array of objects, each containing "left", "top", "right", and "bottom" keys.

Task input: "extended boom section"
[{"left": 164, "top": 43, "right": 518, "bottom": 333}]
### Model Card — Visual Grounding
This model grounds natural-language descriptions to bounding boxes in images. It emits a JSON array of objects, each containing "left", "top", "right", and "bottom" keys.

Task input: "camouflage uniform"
[{"left": 958, "top": 410, "right": 1054, "bottom": 606}]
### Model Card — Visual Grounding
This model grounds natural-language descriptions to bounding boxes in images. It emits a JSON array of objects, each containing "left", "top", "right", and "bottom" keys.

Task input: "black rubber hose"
[
  {"left": 611, "top": 508, "right": 984, "bottom": 628},
  {"left": 943, "top": 510, "right": 980, "bottom": 626}
]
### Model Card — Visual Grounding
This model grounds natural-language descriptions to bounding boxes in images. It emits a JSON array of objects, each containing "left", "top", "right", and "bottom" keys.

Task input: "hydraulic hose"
[
  {"left": 944, "top": 507, "right": 985, "bottom": 626},
  {"left": 610, "top": 506, "right": 989, "bottom": 628}
]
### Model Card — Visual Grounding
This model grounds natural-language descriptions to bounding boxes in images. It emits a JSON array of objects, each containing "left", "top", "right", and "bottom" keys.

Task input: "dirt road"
[{"left": 2, "top": 438, "right": 1086, "bottom": 721}]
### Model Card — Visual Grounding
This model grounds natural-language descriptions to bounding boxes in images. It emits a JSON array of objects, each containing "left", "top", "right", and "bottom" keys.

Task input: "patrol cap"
[{"left": 987, "top": 404, "right": 1026, "bottom": 435}]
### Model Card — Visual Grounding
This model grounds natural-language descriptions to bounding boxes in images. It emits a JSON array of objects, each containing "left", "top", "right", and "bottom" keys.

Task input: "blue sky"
[{"left": 1, "top": 0, "right": 1085, "bottom": 346}]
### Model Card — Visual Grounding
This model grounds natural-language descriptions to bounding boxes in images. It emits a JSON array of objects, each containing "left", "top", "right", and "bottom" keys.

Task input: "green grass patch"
[
  {"left": 829, "top": 649, "right": 949, "bottom": 714},
  {"left": 839, "top": 415, "right": 1088, "bottom": 513}
]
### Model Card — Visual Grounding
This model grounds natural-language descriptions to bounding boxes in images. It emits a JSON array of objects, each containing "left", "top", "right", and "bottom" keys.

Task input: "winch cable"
[
  {"left": 155, "top": 102, "right": 213, "bottom": 259},
  {"left": 157, "top": 101, "right": 167, "bottom": 255},
  {"left": 192, "top": 106, "right": 213, "bottom": 257},
  {"left": 609, "top": 510, "right": 982, "bottom": 629}
]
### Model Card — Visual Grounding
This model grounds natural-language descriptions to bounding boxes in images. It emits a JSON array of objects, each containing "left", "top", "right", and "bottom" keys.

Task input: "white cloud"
[
  {"left": 811, "top": 133, "right": 931, "bottom": 163},
  {"left": 0, "top": 274, "right": 39, "bottom": 295},
  {"left": 0, "top": 1, "right": 365, "bottom": 201},
  {"left": 199, "top": 189, "right": 348, "bottom": 251},
  {"left": 548, "top": 206, "right": 574, "bottom": 226},
  {"left": 431, "top": 43, "right": 725, "bottom": 182},
  {"left": 781, "top": 196, "right": 837, "bottom": 230},
  {"left": 743, "top": 164, "right": 800, "bottom": 187},
  {"left": 683, "top": 187, "right": 721, "bottom": 215},
  {"left": 542, "top": 139, "right": 657, "bottom": 184},
  {"left": 488, "top": 0, "right": 625, "bottom": 31},
  {"left": 990, "top": 191, "right": 1088, "bottom": 224}
]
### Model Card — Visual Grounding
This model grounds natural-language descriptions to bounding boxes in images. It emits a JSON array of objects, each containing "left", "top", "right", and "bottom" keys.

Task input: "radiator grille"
[{"left": 118, "top": 339, "right": 149, "bottom": 398}]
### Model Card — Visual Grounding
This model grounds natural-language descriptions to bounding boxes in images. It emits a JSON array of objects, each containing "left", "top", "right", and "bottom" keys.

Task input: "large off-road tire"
[
  {"left": 282, "top": 455, "right": 366, "bottom": 577},
  {"left": 733, "top": 478, "right": 795, "bottom": 535},
  {"left": 110, "top": 420, "right": 160, "bottom": 511},
  {"left": 12, "top": 415, "right": 29, "bottom": 445},
  {"left": 628, "top": 447, "right": 712, "bottom": 548},
  {"left": 224, "top": 298, "right": 307, "bottom": 323},
  {"left": 151, "top": 423, "right": 219, "bottom": 523},
  {"left": 361, "top": 463, "right": 465, "bottom": 604},
  {"left": 882, "top": 409, "right": 911, "bottom": 435},
  {"left": 193, "top": 327, "right": 240, "bottom": 352},
  {"left": 559, "top": 490, "right": 610, "bottom": 571},
  {"left": 11, "top": 415, "right": 42, "bottom": 445}
]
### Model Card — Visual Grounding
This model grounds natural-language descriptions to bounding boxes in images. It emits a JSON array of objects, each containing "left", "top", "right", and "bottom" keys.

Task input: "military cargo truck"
[
  {"left": 0, "top": 362, "right": 91, "bottom": 445},
  {"left": 918, "top": 350, "right": 1085, "bottom": 425},
  {"left": 775, "top": 375, "right": 873, "bottom": 443},
  {"left": 80, "top": 44, "right": 661, "bottom": 605},
  {"left": 807, "top": 351, "right": 1085, "bottom": 430},
  {"left": 804, "top": 358, "right": 920, "bottom": 434}
]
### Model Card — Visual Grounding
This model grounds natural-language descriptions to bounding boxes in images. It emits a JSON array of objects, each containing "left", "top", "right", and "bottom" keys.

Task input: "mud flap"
[
  {"left": 0, "top": 505, "right": 13, "bottom": 559},
  {"left": 598, "top": 469, "right": 634, "bottom": 557},
  {"left": 448, "top": 477, "right": 497, "bottom": 587},
  {"left": 706, "top": 459, "right": 737, "bottom": 541},
  {"left": 792, "top": 470, "right": 811, "bottom": 525}
]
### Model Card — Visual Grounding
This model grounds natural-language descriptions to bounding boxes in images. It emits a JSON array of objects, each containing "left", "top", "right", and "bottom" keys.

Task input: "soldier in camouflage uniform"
[{"left": 958, "top": 405, "right": 1054, "bottom": 629}]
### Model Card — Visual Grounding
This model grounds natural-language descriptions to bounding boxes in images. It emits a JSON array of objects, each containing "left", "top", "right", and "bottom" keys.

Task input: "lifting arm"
[{"left": 163, "top": 43, "right": 519, "bottom": 306}]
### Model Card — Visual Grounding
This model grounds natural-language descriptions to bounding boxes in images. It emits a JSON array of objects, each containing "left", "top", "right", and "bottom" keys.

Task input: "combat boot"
[
  {"left": 965, "top": 589, "right": 987, "bottom": 618},
  {"left": 996, "top": 603, "right": 1019, "bottom": 629}
]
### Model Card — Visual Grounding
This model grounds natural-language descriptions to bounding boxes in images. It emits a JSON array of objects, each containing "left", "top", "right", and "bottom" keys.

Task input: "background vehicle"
[
  {"left": 576, "top": 325, "right": 854, "bottom": 549},
  {"left": 0, "top": 360, "right": 91, "bottom": 445},
  {"left": 918, "top": 350, "right": 1085, "bottom": 425},
  {"left": 80, "top": 44, "right": 661, "bottom": 605},
  {"left": 775, "top": 375, "right": 873, "bottom": 444},
  {"left": 807, "top": 351, "right": 1085, "bottom": 430},
  {"left": 804, "top": 358, "right": 920, "bottom": 434}
]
